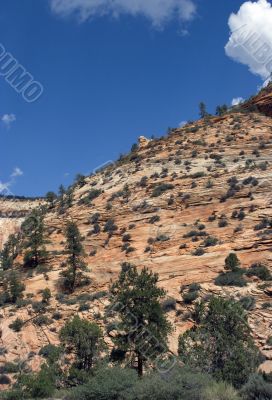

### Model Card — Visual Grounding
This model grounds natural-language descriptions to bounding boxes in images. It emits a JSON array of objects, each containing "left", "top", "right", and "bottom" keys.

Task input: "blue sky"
[{"left": 0, "top": 0, "right": 270, "bottom": 196}]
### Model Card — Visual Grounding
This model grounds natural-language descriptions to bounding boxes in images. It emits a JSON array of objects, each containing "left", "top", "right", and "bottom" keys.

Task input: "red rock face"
[
  {"left": 1, "top": 97, "right": 272, "bottom": 375},
  {"left": 242, "top": 83, "right": 272, "bottom": 117}
]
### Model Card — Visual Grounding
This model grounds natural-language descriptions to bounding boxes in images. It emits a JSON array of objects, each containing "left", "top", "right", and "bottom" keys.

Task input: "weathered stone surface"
[{"left": 1, "top": 87, "right": 272, "bottom": 373}]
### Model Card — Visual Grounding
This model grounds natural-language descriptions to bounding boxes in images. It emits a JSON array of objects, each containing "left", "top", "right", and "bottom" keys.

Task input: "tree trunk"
[{"left": 137, "top": 352, "right": 143, "bottom": 377}]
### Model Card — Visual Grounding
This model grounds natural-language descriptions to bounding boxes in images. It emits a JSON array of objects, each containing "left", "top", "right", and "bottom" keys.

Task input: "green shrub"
[
  {"left": 202, "top": 381, "right": 241, "bottom": 400},
  {"left": 151, "top": 183, "right": 174, "bottom": 197},
  {"left": 9, "top": 318, "right": 24, "bottom": 332},
  {"left": 225, "top": 253, "right": 240, "bottom": 271},
  {"left": 161, "top": 297, "right": 176, "bottom": 312},
  {"left": 215, "top": 271, "right": 247, "bottom": 287},
  {"left": 183, "top": 291, "right": 199, "bottom": 304},
  {"left": 241, "top": 374, "right": 272, "bottom": 400},
  {"left": 246, "top": 263, "right": 271, "bottom": 281},
  {"left": 239, "top": 296, "right": 256, "bottom": 311}
]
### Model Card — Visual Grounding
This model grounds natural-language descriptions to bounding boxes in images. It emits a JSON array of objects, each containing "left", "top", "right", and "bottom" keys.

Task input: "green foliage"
[
  {"left": 239, "top": 296, "right": 256, "bottom": 311},
  {"left": 68, "top": 366, "right": 138, "bottom": 400},
  {"left": 12, "top": 363, "right": 56, "bottom": 399},
  {"left": 110, "top": 263, "right": 172, "bottom": 376},
  {"left": 9, "top": 318, "right": 24, "bottom": 332},
  {"left": 246, "top": 263, "right": 272, "bottom": 281},
  {"left": 69, "top": 365, "right": 214, "bottom": 400},
  {"left": 61, "top": 221, "right": 88, "bottom": 293},
  {"left": 41, "top": 287, "right": 51, "bottom": 303},
  {"left": 202, "top": 381, "right": 240, "bottom": 400},
  {"left": 199, "top": 102, "right": 208, "bottom": 119},
  {"left": 178, "top": 297, "right": 260, "bottom": 388},
  {"left": 60, "top": 315, "right": 105, "bottom": 370},
  {"left": 0, "top": 234, "right": 19, "bottom": 270},
  {"left": 0, "top": 271, "right": 25, "bottom": 304},
  {"left": 151, "top": 183, "right": 174, "bottom": 197},
  {"left": 22, "top": 209, "right": 48, "bottom": 268},
  {"left": 225, "top": 253, "right": 240, "bottom": 271},
  {"left": 215, "top": 270, "right": 247, "bottom": 287},
  {"left": 241, "top": 374, "right": 272, "bottom": 400},
  {"left": 39, "top": 344, "right": 61, "bottom": 364},
  {"left": 216, "top": 104, "right": 228, "bottom": 116},
  {"left": 45, "top": 191, "right": 57, "bottom": 208}
]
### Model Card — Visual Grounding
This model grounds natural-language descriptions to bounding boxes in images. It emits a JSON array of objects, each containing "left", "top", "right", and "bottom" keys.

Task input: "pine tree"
[
  {"left": 0, "top": 234, "right": 19, "bottom": 270},
  {"left": 22, "top": 209, "right": 48, "bottom": 268},
  {"left": 60, "top": 315, "right": 105, "bottom": 370},
  {"left": 61, "top": 221, "right": 88, "bottom": 292},
  {"left": 199, "top": 102, "right": 208, "bottom": 119},
  {"left": 178, "top": 296, "right": 260, "bottom": 388},
  {"left": 109, "top": 263, "right": 172, "bottom": 376},
  {"left": 45, "top": 191, "right": 57, "bottom": 208}
]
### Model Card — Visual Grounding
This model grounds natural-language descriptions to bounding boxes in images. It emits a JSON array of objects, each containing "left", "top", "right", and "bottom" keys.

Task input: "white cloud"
[
  {"left": 11, "top": 167, "right": 23, "bottom": 178},
  {"left": 0, "top": 182, "right": 11, "bottom": 194},
  {"left": 1, "top": 113, "right": 16, "bottom": 128},
  {"left": 231, "top": 97, "right": 245, "bottom": 106},
  {"left": 0, "top": 167, "right": 23, "bottom": 195},
  {"left": 179, "top": 120, "right": 187, "bottom": 127},
  {"left": 50, "top": 0, "right": 196, "bottom": 27},
  {"left": 225, "top": 0, "right": 272, "bottom": 81}
]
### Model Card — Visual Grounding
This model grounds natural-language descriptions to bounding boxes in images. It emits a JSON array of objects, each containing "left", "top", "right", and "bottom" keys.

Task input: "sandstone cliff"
[{"left": 1, "top": 86, "right": 272, "bottom": 382}]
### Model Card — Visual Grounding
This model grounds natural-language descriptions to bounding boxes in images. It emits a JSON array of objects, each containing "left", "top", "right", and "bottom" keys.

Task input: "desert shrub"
[
  {"left": 149, "top": 215, "right": 160, "bottom": 224},
  {"left": 215, "top": 271, "right": 247, "bottom": 287},
  {"left": 33, "top": 315, "right": 51, "bottom": 326},
  {"left": 79, "top": 303, "right": 90, "bottom": 312},
  {"left": 151, "top": 183, "right": 174, "bottom": 197},
  {"left": 218, "top": 219, "right": 228, "bottom": 227},
  {"left": 104, "top": 219, "right": 118, "bottom": 233},
  {"left": 39, "top": 344, "right": 61, "bottom": 363},
  {"left": 203, "top": 236, "right": 218, "bottom": 247},
  {"left": 0, "top": 375, "right": 11, "bottom": 385},
  {"left": 89, "top": 213, "right": 100, "bottom": 224},
  {"left": 241, "top": 374, "right": 272, "bottom": 400},
  {"left": 239, "top": 296, "right": 256, "bottom": 311},
  {"left": 9, "top": 318, "right": 24, "bottom": 332},
  {"left": 183, "top": 291, "right": 199, "bottom": 304},
  {"left": 267, "top": 337, "right": 272, "bottom": 346},
  {"left": 246, "top": 263, "right": 271, "bottom": 281},
  {"left": 68, "top": 366, "right": 138, "bottom": 400},
  {"left": 0, "top": 362, "right": 20, "bottom": 374},
  {"left": 193, "top": 247, "right": 205, "bottom": 256},
  {"left": 52, "top": 311, "right": 62, "bottom": 320},
  {"left": 161, "top": 297, "right": 176, "bottom": 312},
  {"left": 156, "top": 234, "right": 169, "bottom": 242},
  {"left": 122, "top": 234, "right": 131, "bottom": 243},
  {"left": 202, "top": 381, "right": 240, "bottom": 400},
  {"left": 41, "top": 288, "right": 51, "bottom": 304}
]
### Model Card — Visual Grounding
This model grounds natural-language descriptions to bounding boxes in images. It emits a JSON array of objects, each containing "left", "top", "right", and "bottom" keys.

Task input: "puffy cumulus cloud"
[
  {"left": 231, "top": 97, "right": 245, "bottom": 106},
  {"left": 50, "top": 0, "right": 196, "bottom": 27},
  {"left": 225, "top": 0, "right": 272, "bottom": 80},
  {"left": 1, "top": 113, "right": 16, "bottom": 128}
]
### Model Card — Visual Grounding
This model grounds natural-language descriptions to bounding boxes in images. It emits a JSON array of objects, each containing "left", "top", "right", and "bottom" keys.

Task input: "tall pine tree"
[
  {"left": 109, "top": 263, "right": 172, "bottom": 376},
  {"left": 61, "top": 221, "right": 88, "bottom": 292}
]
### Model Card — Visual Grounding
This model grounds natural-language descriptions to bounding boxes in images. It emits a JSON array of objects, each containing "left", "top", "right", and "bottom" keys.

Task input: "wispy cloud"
[
  {"left": 225, "top": 0, "right": 272, "bottom": 81},
  {"left": 231, "top": 97, "right": 244, "bottom": 106},
  {"left": 1, "top": 113, "right": 16, "bottom": 128},
  {"left": 0, "top": 167, "right": 23, "bottom": 195},
  {"left": 11, "top": 167, "right": 23, "bottom": 178},
  {"left": 50, "top": 0, "right": 196, "bottom": 28}
]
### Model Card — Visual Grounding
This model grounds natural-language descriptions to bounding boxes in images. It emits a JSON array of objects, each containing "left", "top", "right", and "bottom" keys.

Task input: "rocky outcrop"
[{"left": 1, "top": 87, "right": 272, "bottom": 376}]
